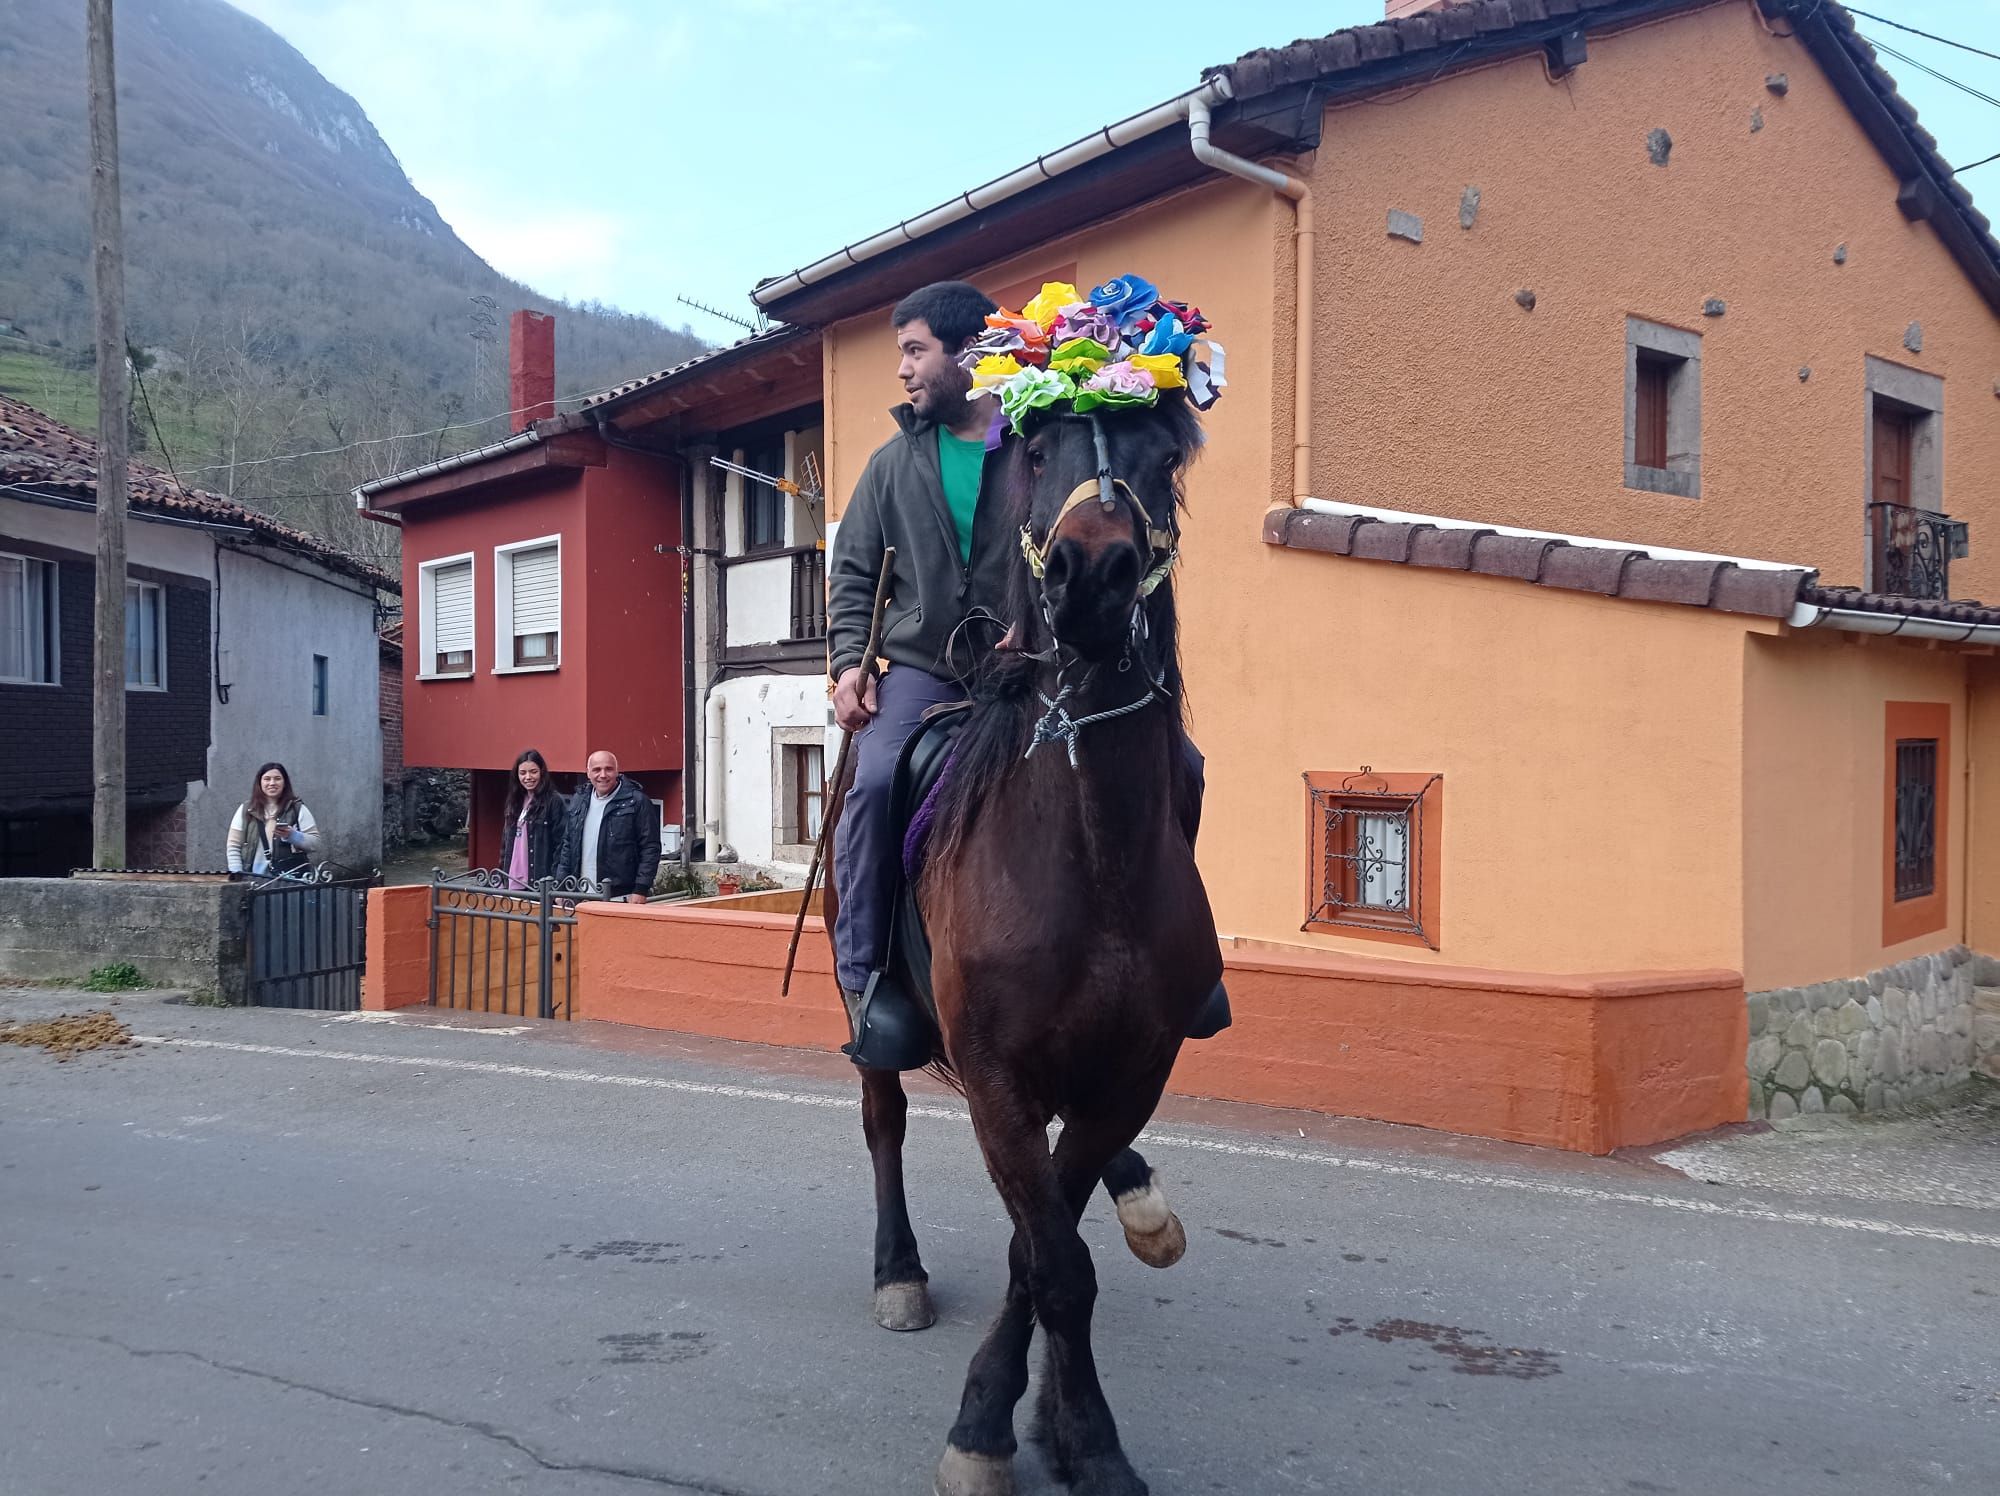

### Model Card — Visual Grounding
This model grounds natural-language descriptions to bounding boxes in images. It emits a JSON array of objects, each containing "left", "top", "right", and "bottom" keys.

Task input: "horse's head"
[{"left": 1016, "top": 398, "right": 1201, "bottom": 660}]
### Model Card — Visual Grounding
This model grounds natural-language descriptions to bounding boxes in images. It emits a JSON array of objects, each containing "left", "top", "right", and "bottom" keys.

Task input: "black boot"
[
  {"left": 1187, "top": 979, "right": 1232, "bottom": 1040},
  {"left": 842, "top": 970, "right": 936, "bottom": 1071}
]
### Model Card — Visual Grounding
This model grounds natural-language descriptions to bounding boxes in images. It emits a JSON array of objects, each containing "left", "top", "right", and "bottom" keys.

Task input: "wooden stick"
[{"left": 781, "top": 547, "right": 895, "bottom": 996}]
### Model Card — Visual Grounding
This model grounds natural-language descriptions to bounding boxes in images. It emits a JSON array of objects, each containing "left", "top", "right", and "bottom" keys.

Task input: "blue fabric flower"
[
  {"left": 1088, "top": 274, "right": 1160, "bottom": 332},
  {"left": 1137, "top": 314, "right": 1195, "bottom": 357}
]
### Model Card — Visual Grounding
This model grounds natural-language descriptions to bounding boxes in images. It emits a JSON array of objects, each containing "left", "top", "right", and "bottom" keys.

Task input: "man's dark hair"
[{"left": 891, "top": 281, "right": 997, "bottom": 353}]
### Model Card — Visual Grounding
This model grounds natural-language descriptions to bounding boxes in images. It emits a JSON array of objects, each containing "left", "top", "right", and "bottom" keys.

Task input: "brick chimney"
[{"left": 509, "top": 309, "right": 556, "bottom": 431}]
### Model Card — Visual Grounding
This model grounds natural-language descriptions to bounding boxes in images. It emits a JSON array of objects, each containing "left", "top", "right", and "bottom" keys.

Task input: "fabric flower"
[
  {"left": 1050, "top": 303, "right": 1121, "bottom": 351},
  {"left": 1047, "top": 337, "right": 1113, "bottom": 377},
  {"left": 1087, "top": 274, "right": 1160, "bottom": 332},
  {"left": 1153, "top": 298, "right": 1208, "bottom": 334},
  {"left": 983, "top": 311, "right": 1051, "bottom": 361},
  {"left": 1070, "top": 360, "right": 1159, "bottom": 415},
  {"left": 1137, "top": 314, "right": 1196, "bottom": 358},
  {"left": 970, "top": 353, "right": 1024, "bottom": 389},
  {"left": 998, "top": 366, "right": 1076, "bottom": 433},
  {"left": 1020, "top": 282, "right": 1082, "bottom": 332},
  {"left": 1126, "top": 351, "right": 1186, "bottom": 389}
]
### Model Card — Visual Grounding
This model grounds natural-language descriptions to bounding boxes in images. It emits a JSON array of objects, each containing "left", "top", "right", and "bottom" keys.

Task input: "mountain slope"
[{"left": 0, "top": 0, "right": 701, "bottom": 418}]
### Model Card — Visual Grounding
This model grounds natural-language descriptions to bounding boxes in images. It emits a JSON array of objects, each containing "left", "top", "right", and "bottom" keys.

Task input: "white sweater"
[{"left": 226, "top": 803, "right": 321, "bottom": 873}]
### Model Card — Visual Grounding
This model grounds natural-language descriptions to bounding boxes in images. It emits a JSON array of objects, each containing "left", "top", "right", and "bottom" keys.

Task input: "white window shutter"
[
  {"left": 510, "top": 545, "right": 560, "bottom": 635},
  {"left": 433, "top": 561, "right": 473, "bottom": 653}
]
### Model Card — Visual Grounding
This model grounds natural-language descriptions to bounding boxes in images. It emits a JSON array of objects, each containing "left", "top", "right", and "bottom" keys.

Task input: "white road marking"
[
  {"left": 323, "top": 1012, "right": 534, "bottom": 1036},
  {"left": 132, "top": 1034, "right": 2000, "bottom": 1250}
]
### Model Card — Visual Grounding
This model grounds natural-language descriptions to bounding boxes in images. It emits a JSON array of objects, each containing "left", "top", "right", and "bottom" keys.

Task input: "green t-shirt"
[{"left": 937, "top": 427, "right": 986, "bottom": 565}]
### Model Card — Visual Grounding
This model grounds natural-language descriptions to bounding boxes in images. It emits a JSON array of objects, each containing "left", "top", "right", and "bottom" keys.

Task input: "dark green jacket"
[{"left": 827, "top": 404, "right": 1013, "bottom": 684}]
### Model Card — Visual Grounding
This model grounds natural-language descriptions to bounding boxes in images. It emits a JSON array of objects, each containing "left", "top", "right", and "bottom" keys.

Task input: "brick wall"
[
  {"left": 127, "top": 801, "right": 190, "bottom": 867},
  {"left": 379, "top": 643, "right": 403, "bottom": 778},
  {"left": 0, "top": 542, "right": 209, "bottom": 817}
]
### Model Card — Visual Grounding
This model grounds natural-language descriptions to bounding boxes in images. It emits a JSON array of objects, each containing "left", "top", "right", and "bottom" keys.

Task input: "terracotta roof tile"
[
  {"left": 0, "top": 394, "right": 395, "bottom": 591},
  {"left": 1266, "top": 505, "right": 1812, "bottom": 620},
  {"left": 1800, "top": 586, "right": 2000, "bottom": 628}
]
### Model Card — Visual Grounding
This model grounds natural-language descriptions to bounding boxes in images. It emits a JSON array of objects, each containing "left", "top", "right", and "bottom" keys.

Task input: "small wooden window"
[
  {"left": 1872, "top": 403, "right": 1916, "bottom": 509},
  {"left": 786, "top": 743, "right": 825, "bottom": 843},
  {"left": 742, "top": 442, "right": 787, "bottom": 553},
  {"left": 1634, "top": 352, "right": 1673, "bottom": 470},
  {"left": 1304, "top": 769, "right": 1442, "bottom": 950}
]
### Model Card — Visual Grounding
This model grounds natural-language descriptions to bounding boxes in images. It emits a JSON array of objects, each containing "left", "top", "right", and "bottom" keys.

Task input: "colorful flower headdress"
[{"left": 961, "top": 274, "right": 1227, "bottom": 435}]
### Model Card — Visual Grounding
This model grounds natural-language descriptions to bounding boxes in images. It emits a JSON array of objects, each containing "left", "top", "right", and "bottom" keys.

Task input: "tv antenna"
[{"left": 677, "top": 294, "right": 762, "bottom": 336}]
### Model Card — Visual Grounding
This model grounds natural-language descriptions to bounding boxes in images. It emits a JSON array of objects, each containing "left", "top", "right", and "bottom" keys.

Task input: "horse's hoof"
[
  {"left": 1113, "top": 1172, "right": 1185, "bottom": 1269},
  {"left": 873, "top": 1280, "right": 936, "bottom": 1331},
  {"left": 935, "top": 1444, "right": 1014, "bottom": 1496},
  {"left": 1070, "top": 1452, "right": 1150, "bottom": 1496},
  {"left": 1122, "top": 1210, "right": 1186, "bottom": 1269}
]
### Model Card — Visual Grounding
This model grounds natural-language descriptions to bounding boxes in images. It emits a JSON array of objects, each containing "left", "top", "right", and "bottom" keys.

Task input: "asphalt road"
[{"left": 2, "top": 991, "right": 1996, "bottom": 1496}]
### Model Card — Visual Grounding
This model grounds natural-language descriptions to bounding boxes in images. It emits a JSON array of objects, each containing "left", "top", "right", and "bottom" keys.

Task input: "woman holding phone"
[{"left": 226, "top": 762, "right": 321, "bottom": 876}]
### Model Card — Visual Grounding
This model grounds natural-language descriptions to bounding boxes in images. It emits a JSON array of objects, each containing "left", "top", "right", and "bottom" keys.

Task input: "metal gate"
[
  {"left": 246, "top": 866, "right": 376, "bottom": 1010},
  {"left": 428, "top": 871, "right": 602, "bottom": 1020}
]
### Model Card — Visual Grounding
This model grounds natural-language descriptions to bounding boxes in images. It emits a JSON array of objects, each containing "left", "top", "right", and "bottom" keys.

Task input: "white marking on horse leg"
[{"left": 1115, "top": 1170, "right": 1187, "bottom": 1268}]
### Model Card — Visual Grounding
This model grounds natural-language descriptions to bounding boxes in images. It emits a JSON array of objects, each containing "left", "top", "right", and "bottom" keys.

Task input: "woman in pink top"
[{"left": 498, "top": 749, "right": 564, "bottom": 888}]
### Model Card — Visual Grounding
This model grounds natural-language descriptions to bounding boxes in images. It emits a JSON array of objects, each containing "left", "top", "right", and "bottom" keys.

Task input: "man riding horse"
[{"left": 826, "top": 278, "right": 1230, "bottom": 1070}]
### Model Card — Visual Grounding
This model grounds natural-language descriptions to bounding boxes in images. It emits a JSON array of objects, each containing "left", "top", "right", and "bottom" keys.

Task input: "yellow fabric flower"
[
  {"left": 1020, "top": 282, "right": 1082, "bottom": 332},
  {"left": 1127, "top": 352, "right": 1187, "bottom": 389},
  {"left": 971, "top": 354, "right": 1024, "bottom": 389}
]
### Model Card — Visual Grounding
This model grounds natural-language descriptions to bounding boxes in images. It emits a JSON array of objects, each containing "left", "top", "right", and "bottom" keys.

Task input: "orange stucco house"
[{"left": 545, "top": 0, "right": 2000, "bottom": 1152}]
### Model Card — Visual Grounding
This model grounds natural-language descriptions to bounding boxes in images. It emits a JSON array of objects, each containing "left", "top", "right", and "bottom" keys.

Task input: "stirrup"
[
  {"left": 842, "top": 969, "right": 935, "bottom": 1072},
  {"left": 1188, "top": 979, "right": 1232, "bottom": 1040}
]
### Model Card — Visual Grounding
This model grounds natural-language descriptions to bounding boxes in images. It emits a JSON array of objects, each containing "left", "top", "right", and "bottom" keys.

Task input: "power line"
[
  {"left": 1847, "top": 9, "right": 2000, "bottom": 65},
  {"left": 169, "top": 379, "right": 637, "bottom": 481},
  {"left": 1955, "top": 148, "right": 2000, "bottom": 175},
  {"left": 1865, "top": 37, "right": 2000, "bottom": 112}
]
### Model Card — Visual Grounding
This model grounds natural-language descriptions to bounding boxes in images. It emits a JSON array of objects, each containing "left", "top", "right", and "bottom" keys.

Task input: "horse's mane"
[{"left": 918, "top": 397, "right": 1205, "bottom": 891}]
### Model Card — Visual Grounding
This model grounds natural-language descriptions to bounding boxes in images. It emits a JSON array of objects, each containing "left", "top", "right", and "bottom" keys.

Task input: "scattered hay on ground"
[{"left": 0, "top": 1010, "right": 136, "bottom": 1061}]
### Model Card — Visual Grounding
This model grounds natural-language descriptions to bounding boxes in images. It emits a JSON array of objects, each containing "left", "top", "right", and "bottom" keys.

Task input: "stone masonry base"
[{"left": 1746, "top": 947, "right": 1987, "bottom": 1119}]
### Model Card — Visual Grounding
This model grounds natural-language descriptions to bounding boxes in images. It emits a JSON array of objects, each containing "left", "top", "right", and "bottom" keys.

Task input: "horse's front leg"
[{"left": 860, "top": 1064, "right": 934, "bottom": 1331}]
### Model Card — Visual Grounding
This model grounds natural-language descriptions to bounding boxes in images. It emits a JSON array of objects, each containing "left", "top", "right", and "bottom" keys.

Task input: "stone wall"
[
  {"left": 1747, "top": 947, "right": 1979, "bottom": 1118},
  {"left": 0, "top": 876, "right": 250, "bottom": 1002}
]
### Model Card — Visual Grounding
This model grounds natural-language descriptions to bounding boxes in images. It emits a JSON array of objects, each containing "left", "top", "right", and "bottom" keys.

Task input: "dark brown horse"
[{"left": 826, "top": 394, "right": 1219, "bottom": 1496}]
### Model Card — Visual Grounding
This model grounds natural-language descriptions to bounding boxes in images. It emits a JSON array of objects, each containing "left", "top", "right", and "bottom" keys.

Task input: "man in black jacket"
[
  {"left": 827, "top": 281, "right": 1227, "bottom": 1069},
  {"left": 556, "top": 750, "right": 660, "bottom": 901}
]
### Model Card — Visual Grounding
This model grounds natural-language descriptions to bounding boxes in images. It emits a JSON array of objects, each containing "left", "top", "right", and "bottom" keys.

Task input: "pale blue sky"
[{"left": 229, "top": 0, "right": 2000, "bottom": 332}]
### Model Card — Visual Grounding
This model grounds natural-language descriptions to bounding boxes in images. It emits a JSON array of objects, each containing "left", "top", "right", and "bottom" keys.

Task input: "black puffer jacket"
[
  {"left": 555, "top": 777, "right": 661, "bottom": 899},
  {"left": 498, "top": 790, "right": 565, "bottom": 884}
]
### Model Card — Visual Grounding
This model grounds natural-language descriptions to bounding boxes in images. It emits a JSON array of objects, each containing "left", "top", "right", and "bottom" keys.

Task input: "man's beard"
[{"left": 913, "top": 369, "right": 972, "bottom": 420}]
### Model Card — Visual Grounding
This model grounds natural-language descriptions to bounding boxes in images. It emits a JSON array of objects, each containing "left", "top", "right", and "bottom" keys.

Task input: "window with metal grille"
[
  {"left": 1894, "top": 738, "right": 1937, "bottom": 901},
  {"left": 1304, "top": 770, "right": 1442, "bottom": 948},
  {"left": 421, "top": 555, "right": 474, "bottom": 677},
  {"left": 498, "top": 538, "right": 560, "bottom": 669},
  {"left": 125, "top": 580, "right": 165, "bottom": 689},
  {"left": 0, "top": 552, "right": 59, "bottom": 685}
]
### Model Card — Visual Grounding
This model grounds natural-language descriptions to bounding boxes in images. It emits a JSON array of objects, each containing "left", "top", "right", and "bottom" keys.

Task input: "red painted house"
[{"left": 357, "top": 311, "right": 824, "bottom": 875}]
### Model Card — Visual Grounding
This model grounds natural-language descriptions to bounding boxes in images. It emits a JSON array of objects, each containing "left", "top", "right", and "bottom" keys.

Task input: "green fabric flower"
[{"left": 999, "top": 366, "right": 1076, "bottom": 434}]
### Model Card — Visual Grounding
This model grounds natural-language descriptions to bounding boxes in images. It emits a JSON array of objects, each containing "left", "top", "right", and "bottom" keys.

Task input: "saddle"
[{"left": 843, "top": 703, "right": 970, "bottom": 1072}]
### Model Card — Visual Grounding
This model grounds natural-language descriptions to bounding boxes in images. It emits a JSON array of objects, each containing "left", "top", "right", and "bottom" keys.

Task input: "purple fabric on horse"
[{"left": 901, "top": 747, "right": 958, "bottom": 882}]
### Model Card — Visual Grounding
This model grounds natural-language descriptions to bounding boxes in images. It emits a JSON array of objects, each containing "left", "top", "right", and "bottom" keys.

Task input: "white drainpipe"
[
  {"left": 1185, "top": 80, "right": 1315, "bottom": 507},
  {"left": 704, "top": 689, "right": 736, "bottom": 863}
]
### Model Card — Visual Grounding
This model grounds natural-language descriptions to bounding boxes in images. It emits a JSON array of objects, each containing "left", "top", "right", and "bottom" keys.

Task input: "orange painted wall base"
[
  {"left": 362, "top": 885, "right": 432, "bottom": 1011},
  {"left": 571, "top": 903, "right": 1747, "bottom": 1154}
]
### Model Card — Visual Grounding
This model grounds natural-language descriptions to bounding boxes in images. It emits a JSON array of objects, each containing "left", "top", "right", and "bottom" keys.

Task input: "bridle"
[
  {"left": 1016, "top": 413, "right": 1180, "bottom": 767},
  {"left": 1018, "top": 414, "right": 1179, "bottom": 603}
]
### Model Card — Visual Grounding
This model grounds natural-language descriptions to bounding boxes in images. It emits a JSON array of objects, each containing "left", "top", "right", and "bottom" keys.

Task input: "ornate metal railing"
[
  {"left": 427, "top": 869, "right": 605, "bottom": 1020},
  {"left": 1868, "top": 503, "right": 1966, "bottom": 601}
]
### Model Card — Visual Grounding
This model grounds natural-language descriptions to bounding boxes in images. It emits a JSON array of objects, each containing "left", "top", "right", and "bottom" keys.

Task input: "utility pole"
[{"left": 87, "top": 0, "right": 128, "bottom": 868}]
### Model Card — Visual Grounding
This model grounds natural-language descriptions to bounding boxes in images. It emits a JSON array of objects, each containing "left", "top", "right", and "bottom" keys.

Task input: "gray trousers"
[
  {"left": 830, "top": 664, "right": 1206, "bottom": 996},
  {"left": 832, "top": 666, "right": 968, "bottom": 994}
]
